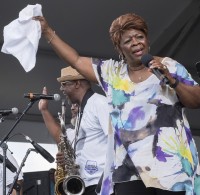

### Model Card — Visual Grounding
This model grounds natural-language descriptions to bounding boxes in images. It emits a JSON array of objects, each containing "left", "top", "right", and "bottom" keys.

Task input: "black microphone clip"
[{"left": 195, "top": 61, "right": 200, "bottom": 78}]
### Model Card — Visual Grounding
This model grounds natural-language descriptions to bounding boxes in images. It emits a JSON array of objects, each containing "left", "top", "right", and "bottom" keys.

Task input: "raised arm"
[
  {"left": 33, "top": 16, "right": 97, "bottom": 83},
  {"left": 38, "top": 87, "right": 61, "bottom": 144}
]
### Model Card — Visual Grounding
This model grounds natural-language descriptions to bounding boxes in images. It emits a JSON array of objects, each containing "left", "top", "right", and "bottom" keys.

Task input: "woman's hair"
[{"left": 109, "top": 13, "right": 148, "bottom": 50}]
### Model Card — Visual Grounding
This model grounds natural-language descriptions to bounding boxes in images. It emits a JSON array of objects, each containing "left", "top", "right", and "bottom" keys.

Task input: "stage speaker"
[{"left": 23, "top": 170, "right": 55, "bottom": 195}]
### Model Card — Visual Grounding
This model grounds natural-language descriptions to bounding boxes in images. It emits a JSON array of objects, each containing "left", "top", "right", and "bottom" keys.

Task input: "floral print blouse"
[{"left": 92, "top": 57, "right": 200, "bottom": 195}]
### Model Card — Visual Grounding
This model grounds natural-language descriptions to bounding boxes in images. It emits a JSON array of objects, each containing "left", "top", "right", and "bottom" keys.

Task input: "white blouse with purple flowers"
[{"left": 92, "top": 57, "right": 200, "bottom": 195}]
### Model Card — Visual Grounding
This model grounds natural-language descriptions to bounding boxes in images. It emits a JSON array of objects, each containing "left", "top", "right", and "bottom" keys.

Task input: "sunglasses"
[{"left": 60, "top": 81, "right": 76, "bottom": 87}]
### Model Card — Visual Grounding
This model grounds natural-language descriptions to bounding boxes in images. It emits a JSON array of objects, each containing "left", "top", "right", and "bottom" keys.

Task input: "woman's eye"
[
  {"left": 124, "top": 39, "right": 131, "bottom": 44},
  {"left": 136, "top": 35, "right": 144, "bottom": 40}
]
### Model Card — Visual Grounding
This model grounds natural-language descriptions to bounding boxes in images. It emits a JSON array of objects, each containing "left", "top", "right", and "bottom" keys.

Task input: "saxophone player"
[{"left": 38, "top": 66, "right": 110, "bottom": 195}]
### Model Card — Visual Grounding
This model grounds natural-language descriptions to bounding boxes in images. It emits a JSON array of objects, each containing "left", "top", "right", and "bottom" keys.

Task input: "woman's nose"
[{"left": 131, "top": 37, "right": 139, "bottom": 45}]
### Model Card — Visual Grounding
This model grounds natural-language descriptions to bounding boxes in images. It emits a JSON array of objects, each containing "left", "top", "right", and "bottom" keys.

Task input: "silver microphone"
[
  {"left": 24, "top": 93, "right": 60, "bottom": 101},
  {"left": 0, "top": 108, "right": 18, "bottom": 116}
]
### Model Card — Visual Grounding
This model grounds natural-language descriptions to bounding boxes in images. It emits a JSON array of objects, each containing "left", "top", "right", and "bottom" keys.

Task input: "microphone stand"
[
  {"left": 0, "top": 99, "right": 37, "bottom": 195},
  {"left": 0, "top": 100, "right": 36, "bottom": 147},
  {"left": 1, "top": 142, "right": 8, "bottom": 195},
  {"left": 7, "top": 148, "right": 37, "bottom": 195}
]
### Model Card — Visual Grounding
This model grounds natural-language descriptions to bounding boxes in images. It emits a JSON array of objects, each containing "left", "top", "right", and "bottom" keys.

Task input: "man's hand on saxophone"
[{"left": 56, "top": 151, "right": 65, "bottom": 167}]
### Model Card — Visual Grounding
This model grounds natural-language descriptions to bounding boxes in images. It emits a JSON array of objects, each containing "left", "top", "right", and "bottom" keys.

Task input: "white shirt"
[{"left": 74, "top": 93, "right": 109, "bottom": 187}]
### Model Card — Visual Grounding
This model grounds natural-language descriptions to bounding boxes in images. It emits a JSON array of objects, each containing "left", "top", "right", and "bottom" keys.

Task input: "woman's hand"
[
  {"left": 148, "top": 58, "right": 176, "bottom": 85},
  {"left": 33, "top": 16, "right": 50, "bottom": 34}
]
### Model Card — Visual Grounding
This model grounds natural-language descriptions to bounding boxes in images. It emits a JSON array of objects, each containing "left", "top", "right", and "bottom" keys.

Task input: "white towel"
[{"left": 1, "top": 4, "right": 43, "bottom": 72}]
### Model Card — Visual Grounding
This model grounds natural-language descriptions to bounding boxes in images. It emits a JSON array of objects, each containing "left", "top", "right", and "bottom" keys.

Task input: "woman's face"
[{"left": 119, "top": 29, "right": 149, "bottom": 65}]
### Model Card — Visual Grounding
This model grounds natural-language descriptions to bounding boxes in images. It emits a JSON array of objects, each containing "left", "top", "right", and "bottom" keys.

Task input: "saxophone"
[{"left": 55, "top": 100, "right": 85, "bottom": 195}]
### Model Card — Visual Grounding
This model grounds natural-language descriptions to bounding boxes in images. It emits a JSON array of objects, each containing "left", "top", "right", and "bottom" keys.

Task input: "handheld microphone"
[
  {"left": 0, "top": 108, "right": 18, "bottom": 116},
  {"left": 24, "top": 93, "right": 60, "bottom": 101},
  {"left": 24, "top": 135, "right": 55, "bottom": 163},
  {"left": 195, "top": 61, "right": 200, "bottom": 78},
  {"left": 141, "top": 54, "right": 169, "bottom": 84},
  {"left": 0, "top": 154, "right": 17, "bottom": 172}
]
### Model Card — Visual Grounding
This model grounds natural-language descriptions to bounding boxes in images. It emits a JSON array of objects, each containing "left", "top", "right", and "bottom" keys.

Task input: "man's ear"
[{"left": 74, "top": 80, "right": 81, "bottom": 88}]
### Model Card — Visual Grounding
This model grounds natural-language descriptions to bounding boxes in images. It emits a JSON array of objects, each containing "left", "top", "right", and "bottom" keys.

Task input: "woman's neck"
[{"left": 128, "top": 64, "right": 146, "bottom": 71}]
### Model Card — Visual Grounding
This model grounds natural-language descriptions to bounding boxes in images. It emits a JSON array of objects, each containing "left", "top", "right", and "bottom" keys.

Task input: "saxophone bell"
[
  {"left": 55, "top": 172, "right": 85, "bottom": 195},
  {"left": 63, "top": 175, "right": 85, "bottom": 195}
]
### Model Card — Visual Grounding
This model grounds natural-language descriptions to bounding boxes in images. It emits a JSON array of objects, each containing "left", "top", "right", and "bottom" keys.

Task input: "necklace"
[
  {"left": 138, "top": 75, "right": 143, "bottom": 81},
  {"left": 128, "top": 65, "right": 147, "bottom": 82},
  {"left": 128, "top": 65, "right": 146, "bottom": 71}
]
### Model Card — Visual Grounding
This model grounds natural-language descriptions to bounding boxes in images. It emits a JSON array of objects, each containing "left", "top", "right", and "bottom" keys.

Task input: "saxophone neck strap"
[
  {"left": 79, "top": 88, "right": 94, "bottom": 121},
  {"left": 74, "top": 88, "right": 94, "bottom": 151}
]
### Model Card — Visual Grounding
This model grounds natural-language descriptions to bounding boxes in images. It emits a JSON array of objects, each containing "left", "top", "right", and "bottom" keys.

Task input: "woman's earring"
[{"left": 119, "top": 54, "right": 125, "bottom": 65}]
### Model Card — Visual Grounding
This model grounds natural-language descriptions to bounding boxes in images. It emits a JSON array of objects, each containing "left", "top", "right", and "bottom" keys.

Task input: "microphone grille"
[
  {"left": 54, "top": 94, "right": 61, "bottom": 101},
  {"left": 11, "top": 107, "right": 19, "bottom": 114},
  {"left": 141, "top": 54, "right": 154, "bottom": 67}
]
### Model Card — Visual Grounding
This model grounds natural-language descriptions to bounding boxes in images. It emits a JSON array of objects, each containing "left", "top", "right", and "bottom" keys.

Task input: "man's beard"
[{"left": 70, "top": 117, "right": 77, "bottom": 127}]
